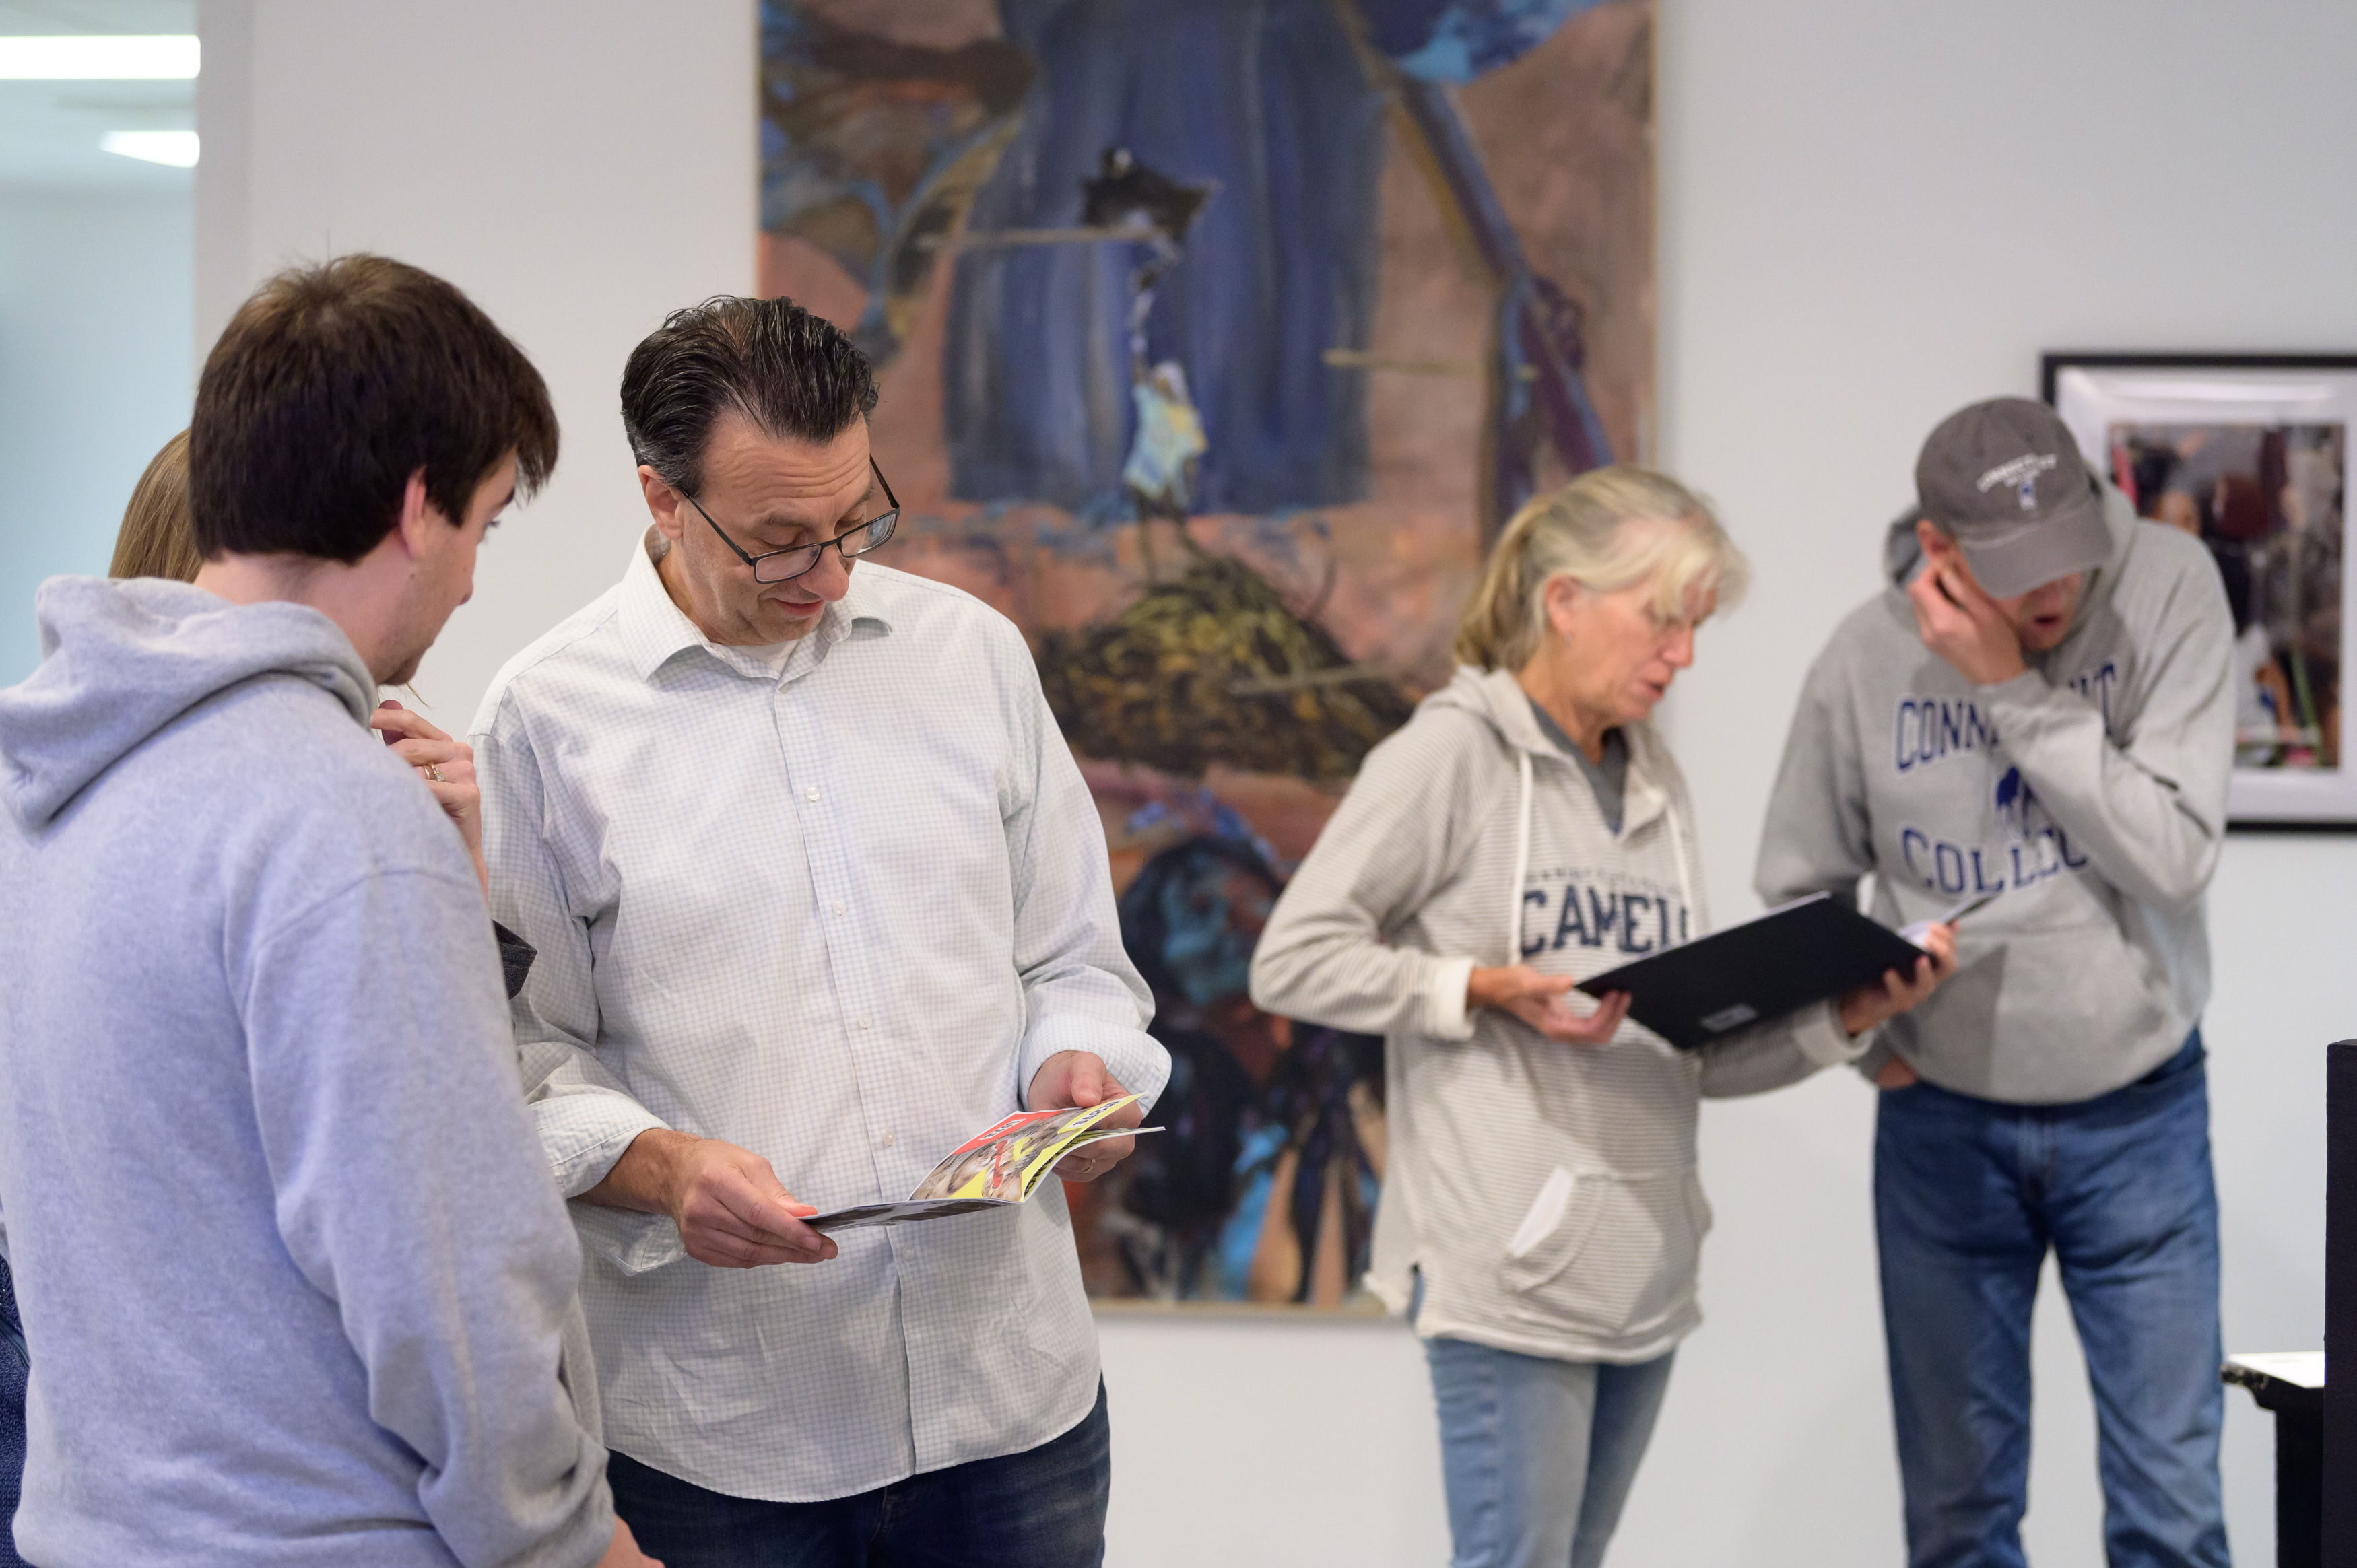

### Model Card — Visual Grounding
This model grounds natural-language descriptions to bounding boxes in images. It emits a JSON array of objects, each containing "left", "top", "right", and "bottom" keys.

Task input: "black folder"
[{"left": 1573, "top": 892, "right": 1930, "bottom": 1051}]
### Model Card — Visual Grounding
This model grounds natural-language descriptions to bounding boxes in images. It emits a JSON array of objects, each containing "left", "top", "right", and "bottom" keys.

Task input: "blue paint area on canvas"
[
  {"left": 942, "top": 0, "right": 1384, "bottom": 516},
  {"left": 1358, "top": 0, "right": 1609, "bottom": 81},
  {"left": 757, "top": 3, "right": 1034, "bottom": 362}
]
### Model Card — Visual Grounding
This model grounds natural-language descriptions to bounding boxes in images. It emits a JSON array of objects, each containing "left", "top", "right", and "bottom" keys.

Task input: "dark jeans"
[
  {"left": 1875, "top": 1031, "right": 2228, "bottom": 1568},
  {"left": 1, "top": 1256, "right": 27, "bottom": 1568},
  {"left": 607, "top": 1381, "right": 1111, "bottom": 1568}
]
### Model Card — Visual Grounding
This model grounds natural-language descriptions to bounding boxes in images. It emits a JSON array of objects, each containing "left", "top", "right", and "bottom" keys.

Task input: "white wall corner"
[{"left": 193, "top": 0, "right": 255, "bottom": 366}]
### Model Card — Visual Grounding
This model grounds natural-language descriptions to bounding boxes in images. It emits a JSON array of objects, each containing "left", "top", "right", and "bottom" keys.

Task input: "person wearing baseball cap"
[{"left": 1755, "top": 396, "right": 2236, "bottom": 1567}]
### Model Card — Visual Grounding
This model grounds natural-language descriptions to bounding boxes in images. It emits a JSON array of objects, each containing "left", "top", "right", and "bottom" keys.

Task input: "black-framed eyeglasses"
[{"left": 682, "top": 458, "right": 900, "bottom": 584}]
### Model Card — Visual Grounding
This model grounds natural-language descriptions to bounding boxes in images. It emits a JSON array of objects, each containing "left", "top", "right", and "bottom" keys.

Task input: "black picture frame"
[{"left": 2043, "top": 352, "right": 2357, "bottom": 827}]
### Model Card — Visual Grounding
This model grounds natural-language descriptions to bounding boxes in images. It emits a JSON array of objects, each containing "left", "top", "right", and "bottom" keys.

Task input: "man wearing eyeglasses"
[{"left": 471, "top": 296, "right": 1168, "bottom": 1567}]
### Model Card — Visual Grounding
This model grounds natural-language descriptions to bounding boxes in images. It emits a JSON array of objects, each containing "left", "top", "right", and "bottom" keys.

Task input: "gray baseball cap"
[{"left": 1915, "top": 397, "right": 2114, "bottom": 599}]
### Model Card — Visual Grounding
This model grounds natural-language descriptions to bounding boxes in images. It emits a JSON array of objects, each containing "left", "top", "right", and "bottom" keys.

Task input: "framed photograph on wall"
[{"left": 2044, "top": 353, "right": 2356, "bottom": 826}]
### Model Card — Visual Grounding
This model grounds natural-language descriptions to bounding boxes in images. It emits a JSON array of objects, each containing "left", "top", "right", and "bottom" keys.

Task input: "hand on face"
[{"left": 1908, "top": 522, "right": 2082, "bottom": 684}]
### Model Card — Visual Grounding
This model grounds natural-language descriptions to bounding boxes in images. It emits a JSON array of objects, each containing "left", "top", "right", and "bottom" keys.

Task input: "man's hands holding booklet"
[
  {"left": 586, "top": 1130, "right": 840, "bottom": 1271},
  {"left": 1028, "top": 1050, "right": 1144, "bottom": 1183},
  {"left": 583, "top": 1050, "right": 1142, "bottom": 1268}
]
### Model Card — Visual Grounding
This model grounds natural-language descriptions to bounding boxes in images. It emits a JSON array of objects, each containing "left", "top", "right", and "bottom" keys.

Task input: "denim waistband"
[{"left": 2129, "top": 1027, "right": 2206, "bottom": 1090}]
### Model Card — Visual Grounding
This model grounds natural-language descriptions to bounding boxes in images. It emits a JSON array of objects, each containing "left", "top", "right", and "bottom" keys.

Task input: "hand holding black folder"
[{"left": 1574, "top": 891, "right": 1970, "bottom": 1051}]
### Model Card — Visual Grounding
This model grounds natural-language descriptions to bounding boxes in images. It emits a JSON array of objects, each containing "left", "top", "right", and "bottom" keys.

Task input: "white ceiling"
[{"left": 0, "top": 0, "right": 195, "bottom": 193}]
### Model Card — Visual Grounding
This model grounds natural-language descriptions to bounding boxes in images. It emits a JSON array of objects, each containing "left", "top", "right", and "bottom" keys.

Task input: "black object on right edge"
[
  {"left": 2325, "top": 1041, "right": 2356, "bottom": 1567},
  {"left": 1574, "top": 892, "right": 1931, "bottom": 1052}
]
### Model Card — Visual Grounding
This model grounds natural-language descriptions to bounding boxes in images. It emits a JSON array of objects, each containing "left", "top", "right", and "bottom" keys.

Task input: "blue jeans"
[
  {"left": 1876, "top": 1031, "right": 2228, "bottom": 1568},
  {"left": 0, "top": 1257, "right": 25, "bottom": 1568},
  {"left": 1422, "top": 1331, "right": 1675, "bottom": 1568},
  {"left": 605, "top": 1380, "right": 1110, "bottom": 1568}
]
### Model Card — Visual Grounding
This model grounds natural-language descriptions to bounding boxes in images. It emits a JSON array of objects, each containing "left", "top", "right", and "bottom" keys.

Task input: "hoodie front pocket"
[{"left": 1498, "top": 1169, "right": 1698, "bottom": 1338}]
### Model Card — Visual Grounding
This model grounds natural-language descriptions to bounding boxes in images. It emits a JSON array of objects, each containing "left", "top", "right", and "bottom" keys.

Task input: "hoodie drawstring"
[
  {"left": 1508, "top": 749, "right": 1533, "bottom": 963},
  {"left": 1663, "top": 783, "right": 1699, "bottom": 943}
]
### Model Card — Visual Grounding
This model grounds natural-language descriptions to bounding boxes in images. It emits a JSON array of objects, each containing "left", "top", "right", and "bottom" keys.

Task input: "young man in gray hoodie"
[
  {"left": 1758, "top": 397, "right": 2235, "bottom": 1568},
  {"left": 0, "top": 257, "right": 646, "bottom": 1567}
]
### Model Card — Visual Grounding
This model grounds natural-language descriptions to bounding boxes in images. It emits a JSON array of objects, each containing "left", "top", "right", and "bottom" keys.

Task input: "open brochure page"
[{"left": 807, "top": 1095, "right": 1160, "bottom": 1233}]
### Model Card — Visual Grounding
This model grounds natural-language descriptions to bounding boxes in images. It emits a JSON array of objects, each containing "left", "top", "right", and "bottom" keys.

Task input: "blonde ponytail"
[{"left": 1453, "top": 464, "right": 1748, "bottom": 672}]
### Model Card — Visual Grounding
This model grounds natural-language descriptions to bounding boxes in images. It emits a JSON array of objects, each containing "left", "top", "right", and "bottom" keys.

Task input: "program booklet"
[{"left": 805, "top": 1095, "right": 1162, "bottom": 1233}]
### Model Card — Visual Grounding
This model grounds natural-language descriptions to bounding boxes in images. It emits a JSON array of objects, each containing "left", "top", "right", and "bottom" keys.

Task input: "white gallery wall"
[
  {"left": 0, "top": 185, "right": 192, "bottom": 687},
  {"left": 1644, "top": 3, "right": 2357, "bottom": 1565},
  {"left": 194, "top": 0, "right": 762, "bottom": 724},
  {"left": 192, "top": 2, "right": 2356, "bottom": 1564}
]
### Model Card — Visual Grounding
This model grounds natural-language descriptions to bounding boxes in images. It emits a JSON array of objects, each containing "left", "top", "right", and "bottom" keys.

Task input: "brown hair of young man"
[
  {"left": 190, "top": 254, "right": 558, "bottom": 563},
  {"left": 109, "top": 429, "right": 201, "bottom": 583}
]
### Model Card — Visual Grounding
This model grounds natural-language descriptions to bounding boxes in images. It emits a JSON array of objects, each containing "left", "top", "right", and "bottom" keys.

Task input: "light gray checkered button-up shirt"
[{"left": 471, "top": 534, "right": 1166, "bottom": 1503}]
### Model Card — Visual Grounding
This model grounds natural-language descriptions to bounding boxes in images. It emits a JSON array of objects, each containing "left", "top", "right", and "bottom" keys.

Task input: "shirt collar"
[{"left": 613, "top": 528, "right": 893, "bottom": 684}]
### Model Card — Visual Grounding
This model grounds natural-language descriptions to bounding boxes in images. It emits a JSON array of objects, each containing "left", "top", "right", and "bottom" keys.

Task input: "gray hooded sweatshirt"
[
  {"left": 1755, "top": 485, "right": 2234, "bottom": 1104},
  {"left": 1251, "top": 667, "right": 1861, "bottom": 1364},
  {"left": 0, "top": 578, "right": 611, "bottom": 1567}
]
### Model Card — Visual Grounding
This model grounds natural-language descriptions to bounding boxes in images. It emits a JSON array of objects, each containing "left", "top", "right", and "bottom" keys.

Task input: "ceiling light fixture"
[
  {"left": 101, "top": 130, "right": 199, "bottom": 168},
  {"left": 0, "top": 35, "right": 200, "bottom": 79}
]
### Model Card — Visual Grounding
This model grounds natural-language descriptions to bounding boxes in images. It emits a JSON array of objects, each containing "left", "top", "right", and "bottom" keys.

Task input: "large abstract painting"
[{"left": 760, "top": 0, "right": 1656, "bottom": 1303}]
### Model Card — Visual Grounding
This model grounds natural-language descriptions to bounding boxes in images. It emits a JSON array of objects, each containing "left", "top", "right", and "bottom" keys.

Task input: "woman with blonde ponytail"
[{"left": 1253, "top": 465, "right": 1956, "bottom": 1568}]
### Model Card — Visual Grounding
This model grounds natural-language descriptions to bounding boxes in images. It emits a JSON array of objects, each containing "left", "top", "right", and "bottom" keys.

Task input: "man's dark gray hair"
[{"left": 620, "top": 295, "right": 879, "bottom": 498}]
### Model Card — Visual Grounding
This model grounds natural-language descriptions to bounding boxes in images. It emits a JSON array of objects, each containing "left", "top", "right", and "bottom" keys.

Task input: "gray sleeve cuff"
[
  {"left": 1792, "top": 999, "right": 1863, "bottom": 1068},
  {"left": 535, "top": 1098, "right": 671, "bottom": 1200},
  {"left": 567, "top": 1202, "right": 688, "bottom": 1278},
  {"left": 1016, "top": 1016, "right": 1173, "bottom": 1114},
  {"left": 1420, "top": 956, "right": 1478, "bottom": 1041}
]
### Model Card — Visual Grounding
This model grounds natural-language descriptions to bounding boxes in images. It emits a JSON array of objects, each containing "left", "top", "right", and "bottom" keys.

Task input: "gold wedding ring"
[{"left": 424, "top": 764, "right": 444, "bottom": 782}]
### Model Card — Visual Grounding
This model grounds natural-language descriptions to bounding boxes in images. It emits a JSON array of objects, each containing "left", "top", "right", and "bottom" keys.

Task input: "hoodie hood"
[
  {"left": 1424, "top": 664, "right": 1675, "bottom": 827},
  {"left": 0, "top": 576, "right": 374, "bottom": 829},
  {"left": 1426, "top": 663, "right": 1554, "bottom": 753}
]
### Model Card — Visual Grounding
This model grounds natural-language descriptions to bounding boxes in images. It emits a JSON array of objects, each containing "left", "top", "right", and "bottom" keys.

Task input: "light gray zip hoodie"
[
  {"left": 0, "top": 578, "right": 611, "bottom": 1567},
  {"left": 1756, "top": 485, "right": 2234, "bottom": 1103},
  {"left": 1251, "top": 667, "right": 1861, "bottom": 1364}
]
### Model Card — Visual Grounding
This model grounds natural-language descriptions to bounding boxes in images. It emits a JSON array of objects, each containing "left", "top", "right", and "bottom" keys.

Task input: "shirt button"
[
  {"left": 805, "top": 786, "right": 819, "bottom": 803},
  {"left": 831, "top": 901, "right": 846, "bottom": 916},
  {"left": 882, "top": 1131, "right": 896, "bottom": 1149},
  {"left": 857, "top": 1017, "right": 872, "bottom": 1030}
]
